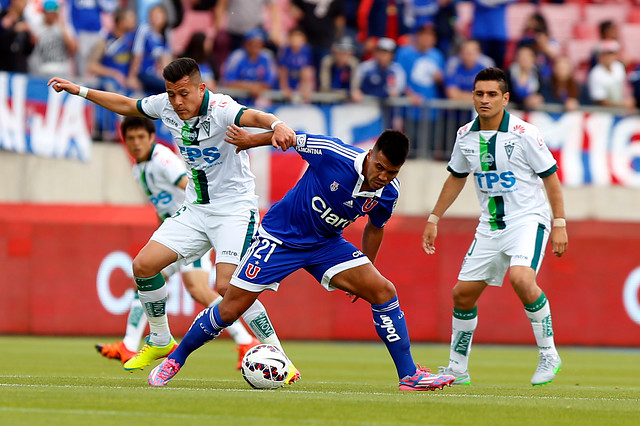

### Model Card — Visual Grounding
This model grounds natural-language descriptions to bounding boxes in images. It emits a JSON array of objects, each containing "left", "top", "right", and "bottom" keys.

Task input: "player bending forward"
[
  {"left": 49, "top": 58, "right": 299, "bottom": 383},
  {"left": 96, "top": 117, "right": 259, "bottom": 368},
  {"left": 423, "top": 67, "right": 568, "bottom": 386},
  {"left": 148, "top": 127, "right": 455, "bottom": 391}
]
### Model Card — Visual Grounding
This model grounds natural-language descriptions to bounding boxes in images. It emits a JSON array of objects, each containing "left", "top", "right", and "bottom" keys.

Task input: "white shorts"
[
  {"left": 151, "top": 202, "right": 259, "bottom": 266},
  {"left": 458, "top": 220, "right": 549, "bottom": 287},
  {"left": 161, "top": 248, "right": 213, "bottom": 279}
]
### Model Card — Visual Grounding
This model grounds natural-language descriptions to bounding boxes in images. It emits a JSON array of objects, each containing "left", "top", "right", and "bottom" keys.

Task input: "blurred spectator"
[
  {"left": 215, "top": 0, "right": 282, "bottom": 52},
  {"left": 587, "top": 40, "right": 635, "bottom": 110},
  {"left": 277, "top": 27, "right": 314, "bottom": 103},
  {"left": 353, "top": 37, "right": 406, "bottom": 100},
  {"left": 470, "top": 0, "right": 515, "bottom": 69},
  {"left": 0, "top": 0, "right": 8, "bottom": 11},
  {"left": 0, "top": 0, "right": 34, "bottom": 73},
  {"left": 28, "top": 0, "right": 77, "bottom": 78},
  {"left": 517, "top": 12, "right": 559, "bottom": 80},
  {"left": 357, "top": 0, "right": 409, "bottom": 59},
  {"left": 129, "top": 0, "right": 183, "bottom": 27},
  {"left": 433, "top": 0, "right": 456, "bottom": 57},
  {"left": 540, "top": 55, "right": 585, "bottom": 111},
  {"left": 88, "top": 8, "right": 137, "bottom": 92},
  {"left": 319, "top": 35, "right": 360, "bottom": 100},
  {"left": 129, "top": 4, "right": 173, "bottom": 94},
  {"left": 67, "top": 0, "right": 117, "bottom": 77},
  {"left": 181, "top": 31, "right": 216, "bottom": 90},
  {"left": 402, "top": 0, "right": 439, "bottom": 33},
  {"left": 290, "top": 0, "right": 345, "bottom": 70},
  {"left": 589, "top": 20, "right": 629, "bottom": 69},
  {"left": 445, "top": 39, "right": 492, "bottom": 101},
  {"left": 507, "top": 44, "right": 544, "bottom": 110},
  {"left": 222, "top": 28, "right": 277, "bottom": 99}
]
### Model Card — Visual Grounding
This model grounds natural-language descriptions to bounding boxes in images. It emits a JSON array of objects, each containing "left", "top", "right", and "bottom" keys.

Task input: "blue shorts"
[{"left": 230, "top": 227, "right": 371, "bottom": 292}]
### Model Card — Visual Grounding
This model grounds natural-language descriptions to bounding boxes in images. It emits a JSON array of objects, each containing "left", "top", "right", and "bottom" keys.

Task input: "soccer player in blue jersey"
[{"left": 148, "top": 127, "right": 456, "bottom": 391}]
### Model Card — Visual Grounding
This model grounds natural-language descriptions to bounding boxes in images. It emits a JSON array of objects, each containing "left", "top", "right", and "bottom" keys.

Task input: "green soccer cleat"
[
  {"left": 438, "top": 366, "right": 471, "bottom": 385},
  {"left": 123, "top": 336, "right": 178, "bottom": 371},
  {"left": 285, "top": 363, "right": 301, "bottom": 385},
  {"left": 531, "top": 353, "right": 561, "bottom": 386}
]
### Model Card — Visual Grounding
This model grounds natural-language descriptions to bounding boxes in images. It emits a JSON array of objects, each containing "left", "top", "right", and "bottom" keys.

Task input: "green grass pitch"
[{"left": 0, "top": 336, "right": 638, "bottom": 425}]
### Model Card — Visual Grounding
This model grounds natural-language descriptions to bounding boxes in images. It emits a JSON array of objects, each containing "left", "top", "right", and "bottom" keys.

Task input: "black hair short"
[
  {"left": 162, "top": 57, "right": 202, "bottom": 84},
  {"left": 474, "top": 67, "right": 509, "bottom": 94},
  {"left": 374, "top": 130, "right": 409, "bottom": 166},
  {"left": 121, "top": 116, "right": 156, "bottom": 137}
]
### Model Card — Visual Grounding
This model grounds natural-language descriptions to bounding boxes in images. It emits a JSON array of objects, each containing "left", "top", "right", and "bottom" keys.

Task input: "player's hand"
[
  {"left": 47, "top": 77, "right": 80, "bottom": 95},
  {"left": 271, "top": 121, "right": 296, "bottom": 151},
  {"left": 550, "top": 226, "right": 568, "bottom": 258},
  {"left": 225, "top": 125, "right": 254, "bottom": 153},
  {"left": 422, "top": 222, "right": 437, "bottom": 254}
]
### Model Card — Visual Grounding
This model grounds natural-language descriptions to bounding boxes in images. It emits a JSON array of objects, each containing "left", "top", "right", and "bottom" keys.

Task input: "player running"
[
  {"left": 148, "top": 127, "right": 456, "bottom": 391},
  {"left": 48, "top": 58, "right": 300, "bottom": 383},
  {"left": 95, "top": 117, "right": 259, "bottom": 368},
  {"left": 422, "top": 67, "right": 568, "bottom": 386}
]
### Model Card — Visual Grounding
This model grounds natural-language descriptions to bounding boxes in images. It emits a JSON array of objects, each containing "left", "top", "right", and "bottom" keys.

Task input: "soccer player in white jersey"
[
  {"left": 96, "top": 117, "right": 259, "bottom": 369},
  {"left": 422, "top": 67, "right": 569, "bottom": 386},
  {"left": 147, "top": 127, "right": 456, "bottom": 391},
  {"left": 48, "top": 58, "right": 300, "bottom": 382}
]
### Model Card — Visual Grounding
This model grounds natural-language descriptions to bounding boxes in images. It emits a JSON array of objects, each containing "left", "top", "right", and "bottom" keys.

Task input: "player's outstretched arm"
[
  {"left": 225, "top": 125, "right": 275, "bottom": 153},
  {"left": 543, "top": 173, "right": 568, "bottom": 258},
  {"left": 422, "top": 174, "right": 467, "bottom": 254},
  {"left": 237, "top": 109, "right": 296, "bottom": 151},
  {"left": 47, "top": 77, "right": 142, "bottom": 117}
]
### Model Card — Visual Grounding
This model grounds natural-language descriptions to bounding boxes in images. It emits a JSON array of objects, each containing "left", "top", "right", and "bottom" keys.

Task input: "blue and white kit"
[{"left": 231, "top": 132, "right": 400, "bottom": 292}]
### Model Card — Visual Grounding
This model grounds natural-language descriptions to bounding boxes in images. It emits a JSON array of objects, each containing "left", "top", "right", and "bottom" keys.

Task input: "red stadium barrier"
[{"left": 1, "top": 203, "right": 639, "bottom": 347}]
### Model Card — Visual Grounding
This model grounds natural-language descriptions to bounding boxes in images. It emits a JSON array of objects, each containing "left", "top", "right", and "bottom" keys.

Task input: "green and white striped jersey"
[
  {"left": 136, "top": 90, "right": 257, "bottom": 212},
  {"left": 447, "top": 111, "right": 557, "bottom": 230},
  {"left": 132, "top": 143, "right": 187, "bottom": 220}
]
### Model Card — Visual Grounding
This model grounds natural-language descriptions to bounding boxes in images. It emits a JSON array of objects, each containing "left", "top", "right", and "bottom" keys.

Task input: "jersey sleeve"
[
  {"left": 213, "top": 94, "right": 245, "bottom": 127},
  {"left": 367, "top": 192, "right": 398, "bottom": 228},
  {"left": 136, "top": 93, "right": 166, "bottom": 119},
  {"left": 447, "top": 135, "right": 471, "bottom": 177},
  {"left": 293, "top": 132, "right": 347, "bottom": 168},
  {"left": 523, "top": 128, "right": 558, "bottom": 177}
]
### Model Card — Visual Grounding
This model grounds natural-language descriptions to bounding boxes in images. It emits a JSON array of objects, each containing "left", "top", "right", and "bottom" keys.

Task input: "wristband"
[
  {"left": 77, "top": 86, "right": 89, "bottom": 98},
  {"left": 553, "top": 218, "right": 566, "bottom": 227},
  {"left": 270, "top": 120, "right": 284, "bottom": 130},
  {"left": 427, "top": 214, "right": 440, "bottom": 225}
]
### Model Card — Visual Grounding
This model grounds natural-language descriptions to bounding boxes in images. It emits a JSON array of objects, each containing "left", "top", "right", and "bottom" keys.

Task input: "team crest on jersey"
[
  {"left": 296, "top": 134, "right": 307, "bottom": 148},
  {"left": 181, "top": 126, "right": 198, "bottom": 144},
  {"left": 480, "top": 152, "right": 495, "bottom": 167},
  {"left": 330, "top": 181, "right": 339, "bottom": 191},
  {"left": 201, "top": 120, "right": 210, "bottom": 136},
  {"left": 362, "top": 199, "right": 378, "bottom": 212},
  {"left": 504, "top": 140, "right": 515, "bottom": 159},
  {"left": 246, "top": 263, "right": 261, "bottom": 279}
]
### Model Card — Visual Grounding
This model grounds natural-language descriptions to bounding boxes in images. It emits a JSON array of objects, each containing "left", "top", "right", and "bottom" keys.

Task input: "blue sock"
[
  {"left": 169, "top": 305, "right": 232, "bottom": 366},
  {"left": 371, "top": 296, "right": 416, "bottom": 379}
]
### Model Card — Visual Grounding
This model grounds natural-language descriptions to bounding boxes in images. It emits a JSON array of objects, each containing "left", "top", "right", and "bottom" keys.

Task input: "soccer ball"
[{"left": 241, "top": 344, "right": 290, "bottom": 389}]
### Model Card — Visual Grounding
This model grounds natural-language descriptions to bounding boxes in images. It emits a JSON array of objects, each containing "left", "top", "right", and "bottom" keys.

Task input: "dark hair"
[
  {"left": 121, "top": 116, "right": 156, "bottom": 137},
  {"left": 114, "top": 8, "right": 128, "bottom": 25},
  {"left": 181, "top": 32, "right": 208, "bottom": 64},
  {"left": 374, "top": 130, "right": 409, "bottom": 166},
  {"left": 599, "top": 20, "right": 614, "bottom": 39},
  {"left": 474, "top": 67, "right": 509, "bottom": 94},
  {"left": 162, "top": 57, "right": 202, "bottom": 84}
]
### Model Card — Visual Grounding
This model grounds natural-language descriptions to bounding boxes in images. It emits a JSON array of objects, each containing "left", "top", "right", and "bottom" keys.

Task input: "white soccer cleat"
[
  {"left": 438, "top": 366, "right": 471, "bottom": 385},
  {"left": 531, "top": 353, "right": 562, "bottom": 386}
]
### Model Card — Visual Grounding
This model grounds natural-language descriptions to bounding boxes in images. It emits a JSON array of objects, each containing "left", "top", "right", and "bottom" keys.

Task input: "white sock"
[
  {"left": 122, "top": 293, "right": 147, "bottom": 352},
  {"left": 525, "top": 293, "right": 558, "bottom": 356},
  {"left": 449, "top": 307, "right": 478, "bottom": 373},
  {"left": 207, "top": 297, "right": 253, "bottom": 345},
  {"left": 138, "top": 285, "right": 171, "bottom": 346},
  {"left": 241, "top": 300, "right": 283, "bottom": 350}
]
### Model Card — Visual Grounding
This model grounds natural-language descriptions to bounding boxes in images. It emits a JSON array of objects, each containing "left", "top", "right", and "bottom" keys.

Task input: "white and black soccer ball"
[{"left": 241, "top": 344, "right": 290, "bottom": 389}]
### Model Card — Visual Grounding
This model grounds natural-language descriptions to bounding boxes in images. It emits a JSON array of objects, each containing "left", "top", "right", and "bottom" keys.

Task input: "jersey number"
[{"left": 253, "top": 239, "right": 277, "bottom": 263}]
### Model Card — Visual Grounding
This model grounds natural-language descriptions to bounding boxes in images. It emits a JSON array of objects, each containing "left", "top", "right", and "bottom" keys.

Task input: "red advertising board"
[{"left": 1, "top": 203, "right": 639, "bottom": 346}]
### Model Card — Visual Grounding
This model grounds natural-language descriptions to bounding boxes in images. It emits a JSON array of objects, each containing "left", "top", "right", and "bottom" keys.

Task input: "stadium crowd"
[{"left": 2, "top": 0, "right": 640, "bottom": 141}]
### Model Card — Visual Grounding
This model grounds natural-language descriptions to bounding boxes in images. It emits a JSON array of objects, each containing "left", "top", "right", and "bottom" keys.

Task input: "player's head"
[
  {"left": 162, "top": 57, "right": 206, "bottom": 120},
  {"left": 472, "top": 67, "right": 510, "bottom": 121},
  {"left": 364, "top": 130, "right": 409, "bottom": 190},
  {"left": 121, "top": 116, "right": 156, "bottom": 162}
]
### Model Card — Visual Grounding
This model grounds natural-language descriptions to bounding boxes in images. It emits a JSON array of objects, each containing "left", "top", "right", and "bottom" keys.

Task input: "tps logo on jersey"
[
  {"left": 330, "top": 181, "right": 339, "bottom": 191},
  {"left": 480, "top": 152, "right": 495, "bottom": 168},
  {"left": 179, "top": 146, "right": 221, "bottom": 164},
  {"left": 362, "top": 199, "right": 378, "bottom": 212},
  {"left": 473, "top": 171, "right": 516, "bottom": 189},
  {"left": 246, "top": 263, "right": 261, "bottom": 279}
]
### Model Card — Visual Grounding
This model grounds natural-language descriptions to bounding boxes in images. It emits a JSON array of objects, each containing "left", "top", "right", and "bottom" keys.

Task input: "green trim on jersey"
[
  {"left": 447, "top": 165, "right": 469, "bottom": 178},
  {"left": 138, "top": 144, "right": 156, "bottom": 197},
  {"left": 136, "top": 99, "right": 156, "bottom": 120},
  {"left": 198, "top": 90, "right": 210, "bottom": 116},
  {"left": 538, "top": 164, "right": 558, "bottom": 178},
  {"left": 234, "top": 107, "right": 248, "bottom": 126},
  {"left": 479, "top": 132, "right": 506, "bottom": 230},
  {"left": 241, "top": 210, "right": 257, "bottom": 258},
  {"left": 193, "top": 258, "right": 202, "bottom": 268},
  {"left": 173, "top": 173, "right": 187, "bottom": 186},
  {"left": 530, "top": 223, "right": 547, "bottom": 270},
  {"left": 470, "top": 110, "right": 510, "bottom": 132},
  {"left": 192, "top": 169, "right": 210, "bottom": 204}
]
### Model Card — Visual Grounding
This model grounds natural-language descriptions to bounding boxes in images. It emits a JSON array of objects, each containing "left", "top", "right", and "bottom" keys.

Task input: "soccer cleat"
[
  {"left": 531, "top": 353, "right": 562, "bottom": 386},
  {"left": 235, "top": 337, "right": 261, "bottom": 370},
  {"left": 399, "top": 365, "right": 455, "bottom": 391},
  {"left": 148, "top": 358, "right": 182, "bottom": 387},
  {"left": 285, "top": 363, "right": 301, "bottom": 385},
  {"left": 438, "top": 366, "right": 471, "bottom": 385},
  {"left": 123, "top": 336, "right": 178, "bottom": 371},
  {"left": 95, "top": 341, "right": 137, "bottom": 364}
]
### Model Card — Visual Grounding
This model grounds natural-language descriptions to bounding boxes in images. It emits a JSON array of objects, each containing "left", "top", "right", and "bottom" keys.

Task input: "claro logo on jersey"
[
  {"left": 473, "top": 171, "right": 516, "bottom": 189},
  {"left": 179, "top": 146, "right": 221, "bottom": 163},
  {"left": 311, "top": 196, "right": 357, "bottom": 228}
]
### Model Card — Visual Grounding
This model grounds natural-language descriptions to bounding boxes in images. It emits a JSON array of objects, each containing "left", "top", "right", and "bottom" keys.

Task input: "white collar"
[{"left": 352, "top": 150, "right": 384, "bottom": 199}]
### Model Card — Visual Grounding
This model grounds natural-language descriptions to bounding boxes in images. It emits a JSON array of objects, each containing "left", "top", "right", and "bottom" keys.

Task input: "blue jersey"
[
  {"left": 260, "top": 132, "right": 399, "bottom": 248},
  {"left": 102, "top": 31, "right": 136, "bottom": 76},
  {"left": 223, "top": 48, "right": 276, "bottom": 87},
  {"left": 132, "top": 23, "right": 170, "bottom": 75},
  {"left": 68, "top": 0, "right": 116, "bottom": 32},
  {"left": 277, "top": 45, "right": 313, "bottom": 89}
]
